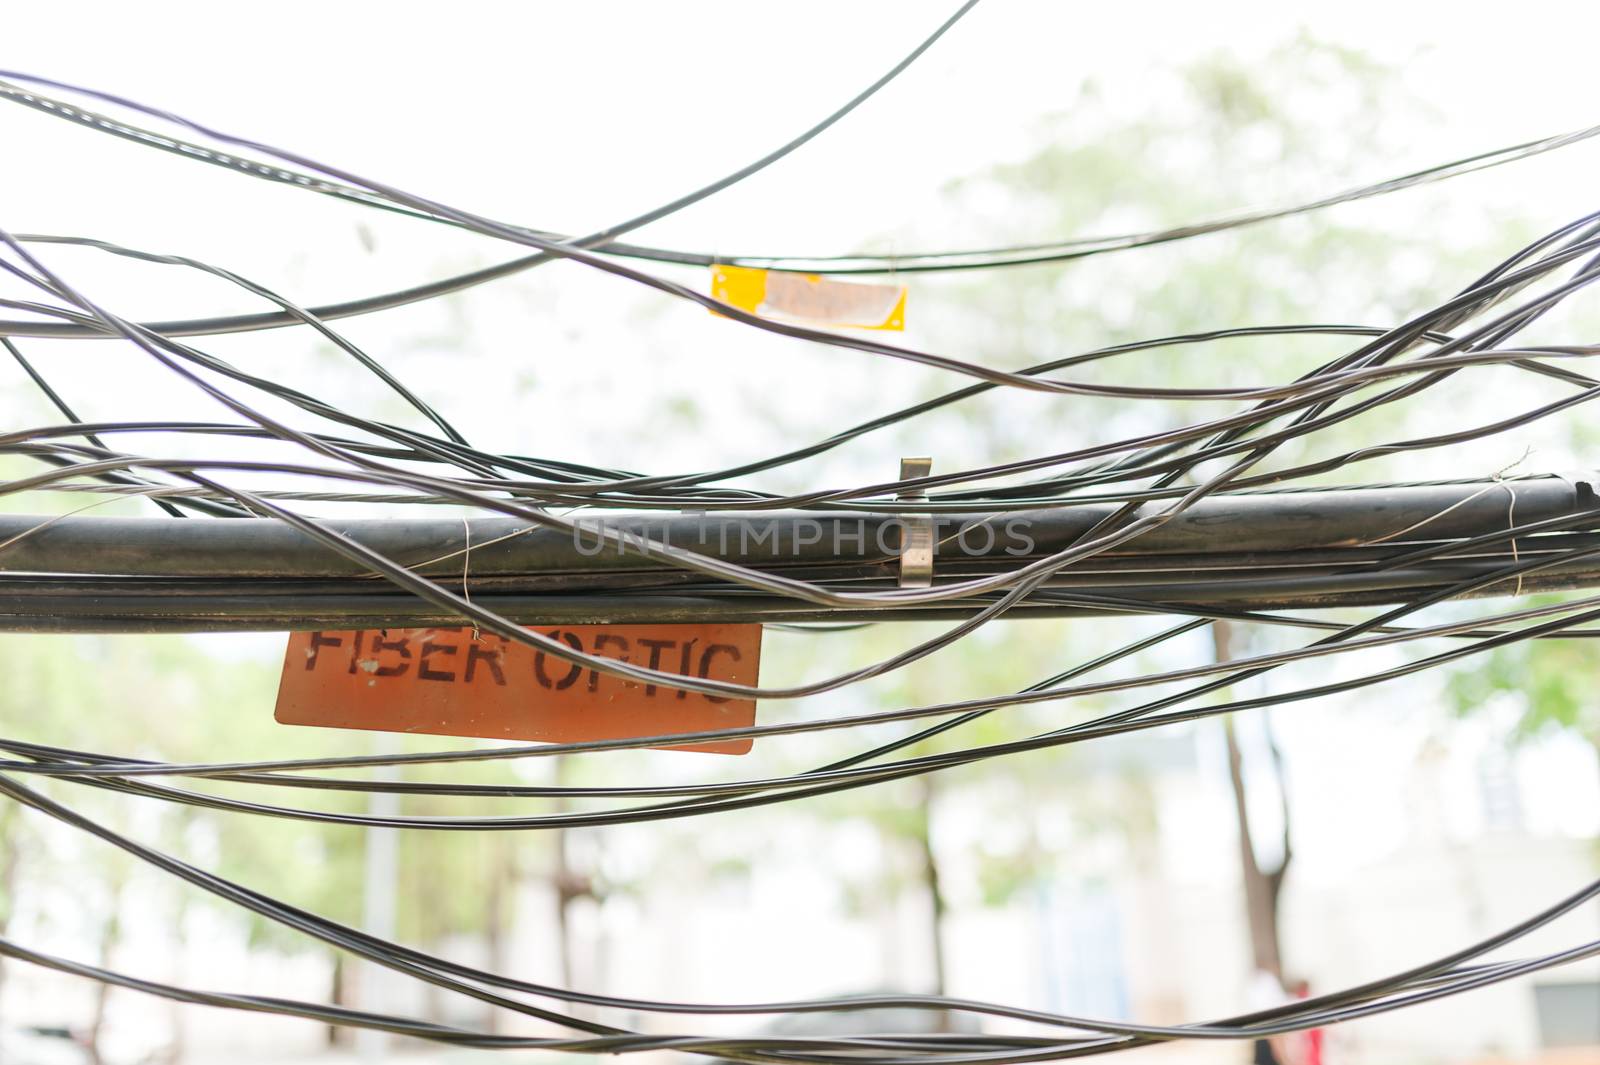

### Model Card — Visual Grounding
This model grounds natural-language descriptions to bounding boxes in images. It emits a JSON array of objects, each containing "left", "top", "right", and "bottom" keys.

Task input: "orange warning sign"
[{"left": 275, "top": 624, "right": 761, "bottom": 755}]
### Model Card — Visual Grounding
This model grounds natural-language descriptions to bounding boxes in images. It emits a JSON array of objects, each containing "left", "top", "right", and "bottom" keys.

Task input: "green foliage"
[
  {"left": 1446, "top": 600, "right": 1600, "bottom": 750},
  {"left": 0, "top": 634, "right": 374, "bottom": 949},
  {"left": 906, "top": 37, "right": 1542, "bottom": 505}
]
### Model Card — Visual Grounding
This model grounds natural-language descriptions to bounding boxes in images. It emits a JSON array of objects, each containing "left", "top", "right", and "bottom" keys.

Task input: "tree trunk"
[
  {"left": 86, "top": 872, "right": 126, "bottom": 1065},
  {"left": 0, "top": 804, "right": 19, "bottom": 1019},
  {"left": 551, "top": 757, "right": 593, "bottom": 1004},
  {"left": 914, "top": 776, "right": 949, "bottom": 1003},
  {"left": 161, "top": 891, "right": 189, "bottom": 1064},
  {"left": 1213, "top": 621, "right": 1293, "bottom": 986},
  {"left": 484, "top": 836, "right": 517, "bottom": 1033},
  {"left": 327, "top": 952, "right": 352, "bottom": 1047}
]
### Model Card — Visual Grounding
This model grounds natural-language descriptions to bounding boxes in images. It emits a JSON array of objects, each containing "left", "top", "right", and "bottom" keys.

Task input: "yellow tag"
[{"left": 711, "top": 265, "right": 906, "bottom": 331}]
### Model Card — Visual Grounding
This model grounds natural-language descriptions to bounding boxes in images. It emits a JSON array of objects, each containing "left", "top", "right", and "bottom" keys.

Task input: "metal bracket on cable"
[{"left": 897, "top": 457, "right": 934, "bottom": 588}]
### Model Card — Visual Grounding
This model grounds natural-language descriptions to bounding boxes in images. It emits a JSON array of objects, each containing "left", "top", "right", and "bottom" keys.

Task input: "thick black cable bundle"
[{"left": 1, "top": 4, "right": 1599, "bottom": 1058}]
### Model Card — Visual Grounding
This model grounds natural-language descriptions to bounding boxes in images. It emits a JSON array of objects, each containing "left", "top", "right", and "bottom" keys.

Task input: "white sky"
[{"left": 8, "top": 1, "right": 1600, "bottom": 275}]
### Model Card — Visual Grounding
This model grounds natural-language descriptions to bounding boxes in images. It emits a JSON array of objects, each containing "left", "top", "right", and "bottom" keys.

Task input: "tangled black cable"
[{"left": 1, "top": 4, "right": 1599, "bottom": 1058}]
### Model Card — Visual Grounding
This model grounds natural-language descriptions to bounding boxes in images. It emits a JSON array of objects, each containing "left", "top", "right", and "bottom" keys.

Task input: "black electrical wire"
[{"left": 1, "top": 75, "right": 1597, "bottom": 342}]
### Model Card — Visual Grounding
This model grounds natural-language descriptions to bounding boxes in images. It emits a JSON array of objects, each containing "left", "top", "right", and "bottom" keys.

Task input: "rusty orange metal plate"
[{"left": 275, "top": 624, "right": 761, "bottom": 755}]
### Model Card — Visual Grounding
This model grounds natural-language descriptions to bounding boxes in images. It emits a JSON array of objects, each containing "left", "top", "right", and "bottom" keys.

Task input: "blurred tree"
[
  {"left": 1215, "top": 622, "right": 1292, "bottom": 984},
  {"left": 918, "top": 38, "right": 1536, "bottom": 997},
  {"left": 1446, "top": 600, "right": 1600, "bottom": 761},
  {"left": 0, "top": 632, "right": 374, "bottom": 1055}
]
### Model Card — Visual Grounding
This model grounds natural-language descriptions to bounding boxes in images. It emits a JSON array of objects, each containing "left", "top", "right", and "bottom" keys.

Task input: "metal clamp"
[{"left": 897, "top": 457, "right": 934, "bottom": 588}]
